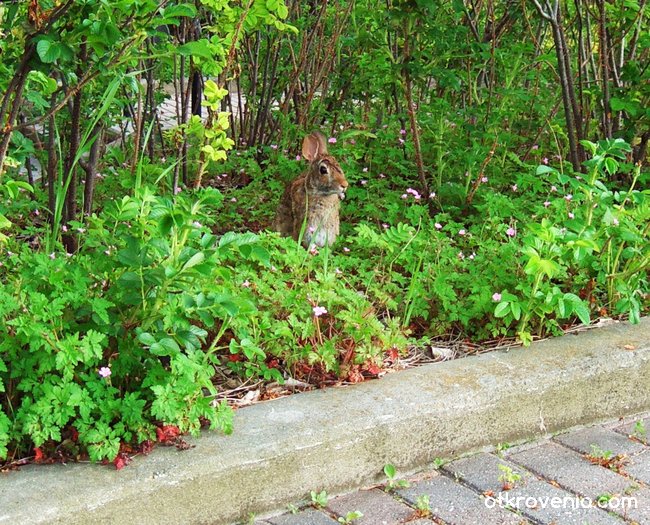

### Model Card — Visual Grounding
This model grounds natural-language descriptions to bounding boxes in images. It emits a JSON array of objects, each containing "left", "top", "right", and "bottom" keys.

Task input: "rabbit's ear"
[
  {"left": 311, "top": 131, "right": 328, "bottom": 155},
  {"left": 302, "top": 131, "right": 328, "bottom": 160}
]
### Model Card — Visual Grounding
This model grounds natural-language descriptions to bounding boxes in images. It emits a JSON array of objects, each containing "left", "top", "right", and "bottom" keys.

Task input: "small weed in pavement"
[
  {"left": 384, "top": 463, "right": 410, "bottom": 490},
  {"left": 587, "top": 444, "right": 628, "bottom": 473},
  {"left": 498, "top": 464, "right": 522, "bottom": 490},
  {"left": 337, "top": 511, "right": 363, "bottom": 524},
  {"left": 632, "top": 420, "right": 647, "bottom": 444},
  {"left": 415, "top": 494, "right": 432, "bottom": 517},
  {"left": 310, "top": 490, "right": 329, "bottom": 508}
]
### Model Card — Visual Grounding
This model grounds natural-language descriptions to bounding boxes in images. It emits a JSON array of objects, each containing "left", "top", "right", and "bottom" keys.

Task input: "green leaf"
[
  {"left": 164, "top": 4, "right": 197, "bottom": 19},
  {"left": 182, "top": 252, "right": 205, "bottom": 271},
  {"left": 150, "top": 337, "right": 181, "bottom": 356},
  {"left": 384, "top": 464, "right": 396, "bottom": 478},
  {"left": 536, "top": 165, "right": 557, "bottom": 176},
  {"left": 138, "top": 332, "right": 157, "bottom": 346},
  {"left": 564, "top": 293, "right": 591, "bottom": 325},
  {"left": 177, "top": 40, "right": 213, "bottom": 60},
  {"left": 277, "top": 3, "right": 288, "bottom": 18},
  {"left": 604, "top": 157, "right": 618, "bottom": 175},
  {"left": 494, "top": 302, "right": 510, "bottom": 318},
  {"left": 510, "top": 301, "right": 522, "bottom": 321},
  {"left": 36, "top": 39, "right": 61, "bottom": 63}
]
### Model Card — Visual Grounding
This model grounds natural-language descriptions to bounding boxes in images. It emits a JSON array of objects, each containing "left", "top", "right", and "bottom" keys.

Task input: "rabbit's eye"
[{"left": 319, "top": 164, "right": 328, "bottom": 175}]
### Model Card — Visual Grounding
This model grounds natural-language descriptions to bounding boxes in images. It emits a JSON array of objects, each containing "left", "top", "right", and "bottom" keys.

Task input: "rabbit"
[{"left": 274, "top": 131, "right": 348, "bottom": 248}]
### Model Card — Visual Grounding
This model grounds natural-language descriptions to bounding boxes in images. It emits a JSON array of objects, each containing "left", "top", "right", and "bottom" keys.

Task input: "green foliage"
[
  {"left": 337, "top": 511, "right": 364, "bottom": 524},
  {"left": 310, "top": 490, "right": 328, "bottom": 509},
  {"left": 384, "top": 463, "right": 410, "bottom": 490},
  {"left": 497, "top": 464, "right": 522, "bottom": 489},
  {"left": 0, "top": 0, "right": 648, "bottom": 470}
]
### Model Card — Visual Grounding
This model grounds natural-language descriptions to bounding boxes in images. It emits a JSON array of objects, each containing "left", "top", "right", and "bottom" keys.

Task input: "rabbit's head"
[{"left": 302, "top": 131, "right": 348, "bottom": 199}]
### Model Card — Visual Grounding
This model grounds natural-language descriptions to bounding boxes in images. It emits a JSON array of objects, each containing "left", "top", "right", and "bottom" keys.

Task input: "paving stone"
[
  {"left": 503, "top": 480, "right": 623, "bottom": 525},
  {"left": 625, "top": 449, "right": 650, "bottom": 485},
  {"left": 614, "top": 416, "right": 650, "bottom": 444},
  {"left": 326, "top": 488, "right": 413, "bottom": 525},
  {"left": 266, "top": 508, "right": 339, "bottom": 525},
  {"left": 608, "top": 486, "right": 650, "bottom": 525},
  {"left": 507, "top": 442, "right": 631, "bottom": 499},
  {"left": 445, "top": 452, "right": 622, "bottom": 525},
  {"left": 396, "top": 473, "right": 524, "bottom": 525},
  {"left": 554, "top": 426, "right": 646, "bottom": 456},
  {"left": 444, "top": 452, "right": 532, "bottom": 493}
]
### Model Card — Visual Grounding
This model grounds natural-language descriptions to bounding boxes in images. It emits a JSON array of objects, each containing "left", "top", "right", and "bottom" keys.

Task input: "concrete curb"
[{"left": 2, "top": 318, "right": 649, "bottom": 525}]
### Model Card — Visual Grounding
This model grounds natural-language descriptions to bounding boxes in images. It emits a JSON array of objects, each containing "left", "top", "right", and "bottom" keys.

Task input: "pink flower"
[
  {"left": 241, "top": 280, "right": 251, "bottom": 288},
  {"left": 174, "top": 187, "right": 182, "bottom": 195},
  {"left": 506, "top": 227, "right": 516, "bottom": 237},
  {"left": 542, "top": 157, "right": 549, "bottom": 165},
  {"left": 568, "top": 212, "right": 575, "bottom": 219},
  {"left": 613, "top": 218, "right": 619, "bottom": 226},
  {"left": 511, "top": 184, "right": 518, "bottom": 192},
  {"left": 362, "top": 167, "right": 368, "bottom": 173},
  {"left": 565, "top": 194, "right": 572, "bottom": 201},
  {"left": 458, "top": 251, "right": 465, "bottom": 260},
  {"left": 532, "top": 144, "right": 539, "bottom": 150},
  {"left": 543, "top": 201, "right": 551, "bottom": 208},
  {"left": 550, "top": 185, "right": 557, "bottom": 192},
  {"left": 492, "top": 293, "right": 502, "bottom": 302},
  {"left": 308, "top": 226, "right": 316, "bottom": 233},
  {"left": 360, "top": 180, "right": 367, "bottom": 186},
  {"left": 398, "top": 138, "right": 405, "bottom": 144},
  {"left": 309, "top": 245, "right": 319, "bottom": 256},
  {"left": 349, "top": 139, "right": 356, "bottom": 145},
  {"left": 429, "top": 192, "right": 436, "bottom": 199},
  {"left": 98, "top": 366, "right": 111, "bottom": 378},
  {"left": 343, "top": 247, "right": 350, "bottom": 253},
  {"left": 230, "top": 197, "right": 237, "bottom": 202},
  {"left": 469, "top": 252, "right": 476, "bottom": 260},
  {"left": 400, "top": 129, "right": 407, "bottom": 135},
  {"left": 328, "top": 137, "right": 337, "bottom": 144},
  {"left": 313, "top": 306, "right": 328, "bottom": 317},
  {"left": 61, "top": 225, "right": 68, "bottom": 232},
  {"left": 382, "top": 223, "right": 389, "bottom": 229},
  {"left": 296, "top": 155, "right": 301, "bottom": 161},
  {"left": 49, "top": 252, "right": 56, "bottom": 260},
  {"left": 270, "top": 144, "right": 278, "bottom": 150},
  {"left": 481, "top": 176, "right": 488, "bottom": 183},
  {"left": 379, "top": 173, "right": 386, "bottom": 179},
  {"left": 435, "top": 222, "right": 442, "bottom": 230},
  {"left": 193, "top": 221, "right": 202, "bottom": 228},
  {"left": 458, "top": 229, "right": 466, "bottom": 236},
  {"left": 34, "top": 209, "right": 40, "bottom": 216},
  {"left": 401, "top": 194, "right": 408, "bottom": 199}
]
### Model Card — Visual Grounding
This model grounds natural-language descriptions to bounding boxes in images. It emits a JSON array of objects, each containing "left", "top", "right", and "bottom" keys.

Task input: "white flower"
[{"left": 312, "top": 306, "right": 328, "bottom": 317}]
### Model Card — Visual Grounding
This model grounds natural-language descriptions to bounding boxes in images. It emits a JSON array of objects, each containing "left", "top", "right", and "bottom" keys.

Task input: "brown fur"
[{"left": 274, "top": 132, "right": 348, "bottom": 247}]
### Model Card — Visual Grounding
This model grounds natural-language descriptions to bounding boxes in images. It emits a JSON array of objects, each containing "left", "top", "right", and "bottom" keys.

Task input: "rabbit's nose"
[{"left": 338, "top": 179, "right": 348, "bottom": 200}]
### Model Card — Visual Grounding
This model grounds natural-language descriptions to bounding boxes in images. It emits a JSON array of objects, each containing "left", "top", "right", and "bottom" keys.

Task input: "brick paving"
[{"left": 250, "top": 413, "right": 650, "bottom": 525}]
